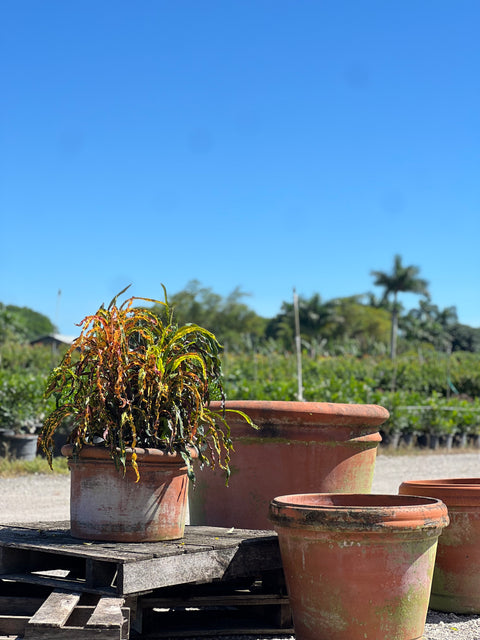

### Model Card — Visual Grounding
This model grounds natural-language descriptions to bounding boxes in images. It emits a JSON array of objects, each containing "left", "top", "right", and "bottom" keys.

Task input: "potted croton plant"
[{"left": 39, "top": 286, "right": 254, "bottom": 542}]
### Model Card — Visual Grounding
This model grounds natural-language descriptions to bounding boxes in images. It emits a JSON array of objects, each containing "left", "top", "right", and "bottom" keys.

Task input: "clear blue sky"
[{"left": 2, "top": 1, "right": 479, "bottom": 335}]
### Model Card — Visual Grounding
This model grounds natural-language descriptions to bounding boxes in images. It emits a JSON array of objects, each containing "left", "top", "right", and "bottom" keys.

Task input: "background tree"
[
  {"left": 0, "top": 304, "right": 56, "bottom": 344},
  {"left": 324, "top": 296, "right": 391, "bottom": 353},
  {"left": 449, "top": 323, "right": 480, "bottom": 353},
  {"left": 152, "top": 280, "right": 267, "bottom": 351},
  {"left": 401, "top": 300, "right": 458, "bottom": 351},
  {"left": 371, "top": 255, "right": 429, "bottom": 360},
  {"left": 265, "top": 293, "right": 338, "bottom": 351}
]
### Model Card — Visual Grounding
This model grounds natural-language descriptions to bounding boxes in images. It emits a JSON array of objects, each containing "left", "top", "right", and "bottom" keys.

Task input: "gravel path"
[{"left": 1, "top": 450, "right": 480, "bottom": 639}]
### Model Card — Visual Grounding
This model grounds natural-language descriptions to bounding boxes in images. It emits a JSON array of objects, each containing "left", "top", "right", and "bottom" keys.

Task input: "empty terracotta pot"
[
  {"left": 189, "top": 400, "right": 388, "bottom": 529},
  {"left": 270, "top": 493, "right": 449, "bottom": 640},
  {"left": 62, "top": 444, "right": 192, "bottom": 542},
  {"left": 399, "top": 478, "right": 480, "bottom": 613}
]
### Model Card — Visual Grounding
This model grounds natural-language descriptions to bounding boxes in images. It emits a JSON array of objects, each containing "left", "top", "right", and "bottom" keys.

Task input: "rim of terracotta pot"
[
  {"left": 61, "top": 443, "right": 197, "bottom": 464},
  {"left": 400, "top": 479, "right": 480, "bottom": 507},
  {"left": 269, "top": 492, "right": 449, "bottom": 532},
  {"left": 210, "top": 400, "right": 389, "bottom": 427}
]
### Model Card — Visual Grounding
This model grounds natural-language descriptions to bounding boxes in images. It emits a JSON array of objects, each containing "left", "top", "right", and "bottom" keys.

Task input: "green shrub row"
[
  {"left": 1, "top": 348, "right": 479, "bottom": 443},
  {"left": 0, "top": 370, "right": 54, "bottom": 433},
  {"left": 222, "top": 351, "right": 480, "bottom": 442}
]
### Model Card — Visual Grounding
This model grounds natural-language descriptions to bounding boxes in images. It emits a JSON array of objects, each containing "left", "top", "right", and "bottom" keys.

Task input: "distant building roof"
[{"left": 30, "top": 334, "right": 77, "bottom": 347}]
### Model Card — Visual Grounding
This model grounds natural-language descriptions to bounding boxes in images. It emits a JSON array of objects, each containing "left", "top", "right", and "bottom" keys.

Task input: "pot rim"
[
  {"left": 401, "top": 478, "right": 480, "bottom": 486},
  {"left": 210, "top": 400, "right": 389, "bottom": 427},
  {"left": 61, "top": 443, "right": 197, "bottom": 464},
  {"left": 269, "top": 492, "right": 449, "bottom": 532},
  {"left": 400, "top": 478, "right": 480, "bottom": 506}
]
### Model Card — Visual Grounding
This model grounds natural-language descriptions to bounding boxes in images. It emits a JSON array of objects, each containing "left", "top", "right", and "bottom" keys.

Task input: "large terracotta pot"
[
  {"left": 270, "top": 493, "right": 449, "bottom": 640},
  {"left": 62, "top": 444, "right": 192, "bottom": 542},
  {"left": 399, "top": 478, "right": 480, "bottom": 613},
  {"left": 189, "top": 400, "right": 388, "bottom": 529}
]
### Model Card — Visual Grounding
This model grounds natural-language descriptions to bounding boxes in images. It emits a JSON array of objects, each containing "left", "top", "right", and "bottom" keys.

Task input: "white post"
[{"left": 293, "top": 288, "right": 304, "bottom": 401}]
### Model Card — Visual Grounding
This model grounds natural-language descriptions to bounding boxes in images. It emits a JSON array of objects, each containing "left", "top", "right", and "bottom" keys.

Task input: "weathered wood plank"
[
  {"left": 119, "top": 547, "right": 239, "bottom": 594},
  {"left": 0, "top": 535, "right": 153, "bottom": 563},
  {"left": 139, "top": 606, "right": 294, "bottom": 637},
  {"left": 27, "top": 590, "right": 81, "bottom": 628},
  {"left": 144, "top": 626, "right": 294, "bottom": 638},
  {"left": 25, "top": 626, "right": 121, "bottom": 639},
  {"left": 68, "top": 605, "right": 130, "bottom": 639},
  {"left": 0, "top": 523, "right": 276, "bottom": 560},
  {"left": 86, "top": 597, "right": 124, "bottom": 629},
  {"left": 0, "top": 573, "right": 116, "bottom": 596},
  {"left": 141, "top": 593, "right": 290, "bottom": 607}
]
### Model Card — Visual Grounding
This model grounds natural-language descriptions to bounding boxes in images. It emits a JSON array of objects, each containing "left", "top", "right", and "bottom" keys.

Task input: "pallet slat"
[
  {"left": 87, "top": 597, "right": 125, "bottom": 629},
  {"left": 28, "top": 590, "right": 81, "bottom": 628}
]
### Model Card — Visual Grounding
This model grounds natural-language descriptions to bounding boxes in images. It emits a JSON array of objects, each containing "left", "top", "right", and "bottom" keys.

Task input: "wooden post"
[{"left": 293, "top": 288, "right": 304, "bottom": 401}]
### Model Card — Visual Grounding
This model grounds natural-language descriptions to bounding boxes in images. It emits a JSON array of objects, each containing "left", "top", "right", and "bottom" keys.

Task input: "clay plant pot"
[
  {"left": 3, "top": 433, "right": 38, "bottom": 461},
  {"left": 399, "top": 478, "right": 480, "bottom": 613},
  {"left": 269, "top": 493, "right": 449, "bottom": 640},
  {"left": 62, "top": 444, "right": 194, "bottom": 542},
  {"left": 189, "top": 400, "right": 388, "bottom": 530}
]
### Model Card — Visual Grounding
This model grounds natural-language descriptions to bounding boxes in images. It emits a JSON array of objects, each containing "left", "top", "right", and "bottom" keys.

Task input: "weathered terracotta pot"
[
  {"left": 62, "top": 444, "right": 192, "bottom": 542},
  {"left": 399, "top": 478, "right": 480, "bottom": 613},
  {"left": 270, "top": 493, "right": 449, "bottom": 640},
  {"left": 189, "top": 400, "right": 388, "bottom": 529},
  {"left": 3, "top": 433, "right": 38, "bottom": 460}
]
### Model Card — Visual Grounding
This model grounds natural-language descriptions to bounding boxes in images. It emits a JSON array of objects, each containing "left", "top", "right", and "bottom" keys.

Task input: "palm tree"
[{"left": 371, "top": 255, "right": 429, "bottom": 359}]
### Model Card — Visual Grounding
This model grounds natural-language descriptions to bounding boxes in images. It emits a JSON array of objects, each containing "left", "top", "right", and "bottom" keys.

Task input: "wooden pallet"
[
  {"left": 0, "top": 580, "right": 292, "bottom": 639},
  {"left": 0, "top": 589, "right": 129, "bottom": 639},
  {"left": 0, "top": 522, "right": 291, "bottom": 638},
  {"left": 0, "top": 522, "right": 282, "bottom": 596},
  {"left": 133, "top": 578, "right": 292, "bottom": 637}
]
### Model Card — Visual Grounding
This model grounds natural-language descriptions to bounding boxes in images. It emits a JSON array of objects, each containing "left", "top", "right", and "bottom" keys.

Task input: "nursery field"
[
  {"left": 1, "top": 344, "right": 479, "bottom": 450},
  {"left": 222, "top": 350, "right": 480, "bottom": 447}
]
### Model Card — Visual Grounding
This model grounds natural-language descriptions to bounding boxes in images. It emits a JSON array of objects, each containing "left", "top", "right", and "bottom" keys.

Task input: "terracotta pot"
[
  {"left": 3, "top": 433, "right": 38, "bottom": 460},
  {"left": 399, "top": 478, "right": 480, "bottom": 613},
  {"left": 62, "top": 444, "right": 193, "bottom": 542},
  {"left": 189, "top": 400, "right": 388, "bottom": 529},
  {"left": 270, "top": 493, "right": 449, "bottom": 640}
]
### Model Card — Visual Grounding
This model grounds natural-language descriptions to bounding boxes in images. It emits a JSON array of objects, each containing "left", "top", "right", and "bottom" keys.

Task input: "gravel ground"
[{"left": 1, "top": 450, "right": 480, "bottom": 639}]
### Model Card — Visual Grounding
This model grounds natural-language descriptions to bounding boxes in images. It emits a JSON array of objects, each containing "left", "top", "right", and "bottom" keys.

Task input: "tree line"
[
  {"left": 1, "top": 255, "right": 479, "bottom": 358},
  {"left": 154, "top": 256, "right": 479, "bottom": 358}
]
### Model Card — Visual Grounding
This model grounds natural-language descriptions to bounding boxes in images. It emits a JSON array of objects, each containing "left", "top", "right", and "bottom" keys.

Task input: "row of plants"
[
  {"left": 0, "top": 370, "right": 54, "bottom": 434},
  {"left": 1, "top": 338, "right": 479, "bottom": 446},
  {"left": 222, "top": 349, "right": 480, "bottom": 399},
  {"left": 222, "top": 350, "right": 480, "bottom": 446}
]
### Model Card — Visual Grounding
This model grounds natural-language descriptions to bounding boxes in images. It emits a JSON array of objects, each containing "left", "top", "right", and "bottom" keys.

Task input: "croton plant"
[{"left": 39, "top": 285, "right": 254, "bottom": 482}]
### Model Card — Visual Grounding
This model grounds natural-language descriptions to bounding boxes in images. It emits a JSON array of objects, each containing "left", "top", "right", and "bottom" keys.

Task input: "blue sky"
[{"left": 1, "top": 1, "right": 479, "bottom": 335}]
